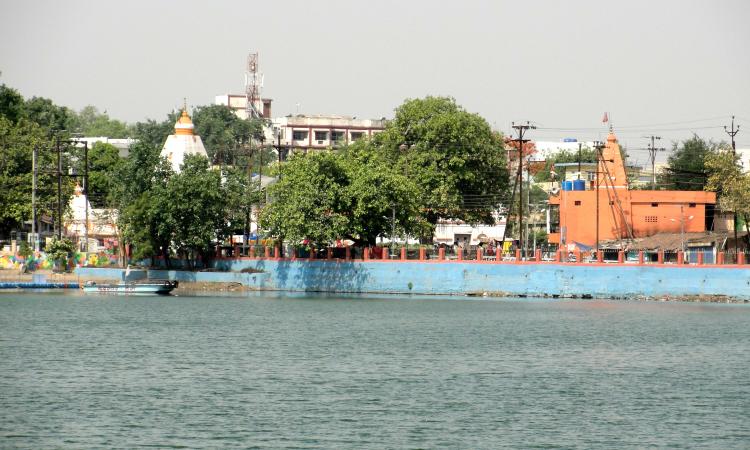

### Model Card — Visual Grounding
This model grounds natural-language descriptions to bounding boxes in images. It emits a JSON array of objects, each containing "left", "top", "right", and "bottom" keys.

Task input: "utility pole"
[
  {"left": 82, "top": 141, "right": 89, "bottom": 252},
  {"left": 577, "top": 142, "right": 582, "bottom": 179},
  {"left": 723, "top": 116, "right": 741, "bottom": 256},
  {"left": 32, "top": 146, "right": 38, "bottom": 251},
  {"left": 56, "top": 136, "right": 62, "bottom": 240},
  {"left": 647, "top": 135, "right": 665, "bottom": 186},
  {"left": 594, "top": 141, "right": 606, "bottom": 254},
  {"left": 511, "top": 121, "right": 535, "bottom": 256},
  {"left": 724, "top": 115, "right": 740, "bottom": 155}
]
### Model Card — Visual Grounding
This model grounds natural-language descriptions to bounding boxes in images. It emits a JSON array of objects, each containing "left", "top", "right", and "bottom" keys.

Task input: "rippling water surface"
[{"left": 1, "top": 291, "right": 749, "bottom": 449}]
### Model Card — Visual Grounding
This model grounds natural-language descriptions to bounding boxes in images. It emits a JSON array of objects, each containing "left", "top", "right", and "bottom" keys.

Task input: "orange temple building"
[{"left": 547, "top": 132, "right": 716, "bottom": 248}]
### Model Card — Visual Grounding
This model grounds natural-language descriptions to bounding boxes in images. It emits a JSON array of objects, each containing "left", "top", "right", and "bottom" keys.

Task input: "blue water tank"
[
  {"left": 573, "top": 179, "right": 586, "bottom": 191},
  {"left": 562, "top": 181, "right": 573, "bottom": 191},
  {"left": 563, "top": 138, "right": 578, "bottom": 143}
]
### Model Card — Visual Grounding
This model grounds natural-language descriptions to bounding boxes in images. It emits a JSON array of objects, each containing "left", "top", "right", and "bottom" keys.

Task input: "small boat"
[{"left": 82, "top": 280, "right": 178, "bottom": 295}]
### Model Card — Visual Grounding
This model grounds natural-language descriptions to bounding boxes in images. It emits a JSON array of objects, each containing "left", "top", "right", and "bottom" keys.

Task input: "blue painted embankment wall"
[
  {"left": 214, "top": 259, "right": 750, "bottom": 298},
  {"left": 76, "top": 261, "right": 750, "bottom": 298},
  {"left": 74, "top": 267, "right": 269, "bottom": 288}
]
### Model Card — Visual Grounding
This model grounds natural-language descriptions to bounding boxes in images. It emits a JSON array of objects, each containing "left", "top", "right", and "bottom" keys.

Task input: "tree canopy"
[
  {"left": 374, "top": 96, "right": 509, "bottom": 231},
  {"left": 661, "top": 135, "right": 722, "bottom": 191}
]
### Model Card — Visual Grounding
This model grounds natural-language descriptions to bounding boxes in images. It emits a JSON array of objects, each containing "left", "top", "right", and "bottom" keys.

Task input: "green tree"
[
  {"left": 374, "top": 97, "right": 509, "bottom": 238},
  {"left": 130, "top": 116, "right": 175, "bottom": 148},
  {"left": 110, "top": 140, "right": 173, "bottom": 264},
  {"left": 24, "top": 96, "right": 76, "bottom": 131},
  {"left": 164, "top": 155, "right": 229, "bottom": 266},
  {"left": 0, "top": 115, "right": 67, "bottom": 237},
  {"left": 661, "top": 135, "right": 720, "bottom": 191},
  {"left": 84, "top": 142, "right": 124, "bottom": 207},
  {"left": 46, "top": 237, "right": 75, "bottom": 272},
  {"left": 192, "top": 104, "right": 265, "bottom": 165},
  {"left": 0, "top": 84, "right": 24, "bottom": 124},
  {"left": 705, "top": 150, "right": 750, "bottom": 245},
  {"left": 70, "top": 105, "right": 129, "bottom": 137},
  {"left": 260, "top": 151, "right": 351, "bottom": 246}
]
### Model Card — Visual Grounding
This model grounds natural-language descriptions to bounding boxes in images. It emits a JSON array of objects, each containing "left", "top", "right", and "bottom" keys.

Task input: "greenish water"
[{"left": 1, "top": 292, "right": 749, "bottom": 449}]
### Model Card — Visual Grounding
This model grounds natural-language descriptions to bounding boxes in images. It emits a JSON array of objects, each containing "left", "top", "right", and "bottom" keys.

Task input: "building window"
[
  {"left": 645, "top": 216, "right": 658, "bottom": 223},
  {"left": 292, "top": 130, "right": 308, "bottom": 141},
  {"left": 651, "top": 203, "right": 659, "bottom": 207},
  {"left": 689, "top": 203, "right": 696, "bottom": 208},
  {"left": 314, "top": 131, "right": 328, "bottom": 141},
  {"left": 350, "top": 131, "right": 364, "bottom": 141},
  {"left": 331, "top": 131, "right": 345, "bottom": 142},
  {"left": 609, "top": 201, "right": 614, "bottom": 205},
  {"left": 574, "top": 200, "right": 582, "bottom": 206},
  {"left": 587, "top": 172, "right": 596, "bottom": 182}
]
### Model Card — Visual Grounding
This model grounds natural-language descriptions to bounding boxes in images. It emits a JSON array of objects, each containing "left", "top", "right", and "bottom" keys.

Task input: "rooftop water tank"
[{"left": 573, "top": 179, "right": 586, "bottom": 191}]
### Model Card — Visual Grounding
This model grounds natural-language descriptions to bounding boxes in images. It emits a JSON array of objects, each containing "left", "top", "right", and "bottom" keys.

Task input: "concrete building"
[
  {"left": 73, "top": 137, "right": 136, "bottom": 158},
  {"left": 270, "top": 114, "right": 387, "bottom": 154},
  {"left": 214, "top": 94, "right": 272, "bottom": 120},
  {"left": 547, "top": 132, "right": 716, "bottom": 248},
  {"left": 160, "top": 108, "right": 208, "bottom": 173}
]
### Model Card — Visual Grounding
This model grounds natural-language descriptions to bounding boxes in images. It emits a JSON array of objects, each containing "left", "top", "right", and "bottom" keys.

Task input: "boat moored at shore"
[{"left": 82, "top": 280, "right": 178, "bottom": 295}]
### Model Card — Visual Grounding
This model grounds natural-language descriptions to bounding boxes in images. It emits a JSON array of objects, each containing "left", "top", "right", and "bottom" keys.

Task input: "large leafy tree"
[
  {"left": 165, "top": 155, "right": 229, "bottom": 265},
  {"left": 259, "top": 144, "right": 425, "bottom": 247},
  {"left": 69, "top": 105, "right": 130, "bottom": 137},
  {"left": 374, "top": 97, "right": 509, "bottom": 236},
  {"left": 24, "top": 96, "right": 76, "bottom": 131},
  {"left": 661, "top": 135, "right": 720, "bottom": 191},
  {"left": 192, "top": 104, "right": 265, "bottom": 166},
  {"left": 0, "top": 113, "right": 74, "bottom": 238},
  {"left": 260, "top": 151, "right": 351, "bottom": 246},
  {"left": 0, "top": 84, "right": 24, "bottom": 124},
  {"left": 705, "top": 150, "right": 750, "bottom": 245}
]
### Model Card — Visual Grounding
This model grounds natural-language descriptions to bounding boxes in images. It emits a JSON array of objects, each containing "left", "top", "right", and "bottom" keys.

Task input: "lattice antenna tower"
[{"left": 245, "top": 52, "right": 264, "bottom": 119}]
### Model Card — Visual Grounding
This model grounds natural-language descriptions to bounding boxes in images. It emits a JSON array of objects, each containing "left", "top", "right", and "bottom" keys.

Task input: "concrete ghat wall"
[{"left": 214, "top": 259, "right": 750, "bottom": 298}]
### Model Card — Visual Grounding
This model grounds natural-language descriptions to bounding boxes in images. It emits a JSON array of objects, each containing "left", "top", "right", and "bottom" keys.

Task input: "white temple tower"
[{"left": 160, "top": 106, "right": 208, "bottom": 173}]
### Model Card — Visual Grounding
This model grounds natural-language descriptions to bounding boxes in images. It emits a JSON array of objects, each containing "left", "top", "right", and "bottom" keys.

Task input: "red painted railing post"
[
  {"left": 697, "top": 252, "right": 704, "bottom": 265},
  {"left": 597, "top": 250, "right": 603, "bottom": 263},
  {"left": 382, "top": 247, "right": 389, "bottom": 260},
  {"left": 496, "top": 247, "right": 502, "bottom": 262},
  {"left": 419, "top": 247, "right": 426, "bottom": 261},
  {"left": 515, "top": 249, "right": 521, "bottom": 262},
  {"left": 327, "top": 248, "right": 333, "bottom": 260},
  {"left": 638, "top": 251, "right": 644, "bottom": 265},
  {"left": 345, "top": 246, "right": 351, "bottom": 261},
  {"left": 556, "top": 250, "right": 562, "bottom": 262},
  {"left": 477, "top": 248, "right": 483, "bottom": 261},
  {"left": 535, "top": 249, "right": 542, "bottom": 261},
  {"left": 717, "top": 252, "right": 724, "bottom": 265},
  {"left": 617, "top": 251, "right": 624, "bottom": 264},
  {"left": 363, "top": 247, "right": 370, "bottom": 261},
  {"left": 249, "top": 246, "right": 255, "bottom": 259},
  {"left": 274, "top": 246, "right": 280, "bottom": 259},
  {"left": 739, "top": 252, "right": 746, "bottom": 265},
  {"left": 677, "top": 251, "right": 684, "bottom": 265},
  {"left": 438, "top": 247, "right": 445, "bottom": 261},
  {"left": 264, "top": 246, "right": 270, "bottom": 258},
  {"left": 401, "top": 247, "right": 407, "bottom": 261},
  {"left": 657, "top": 250, "right": 664, "bottom": 264}
]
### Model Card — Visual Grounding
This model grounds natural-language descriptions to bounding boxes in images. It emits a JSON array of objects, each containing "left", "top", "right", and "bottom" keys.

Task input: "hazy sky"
[{"left": 2, "top": 0, "right": 749, "bottom": 164}]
